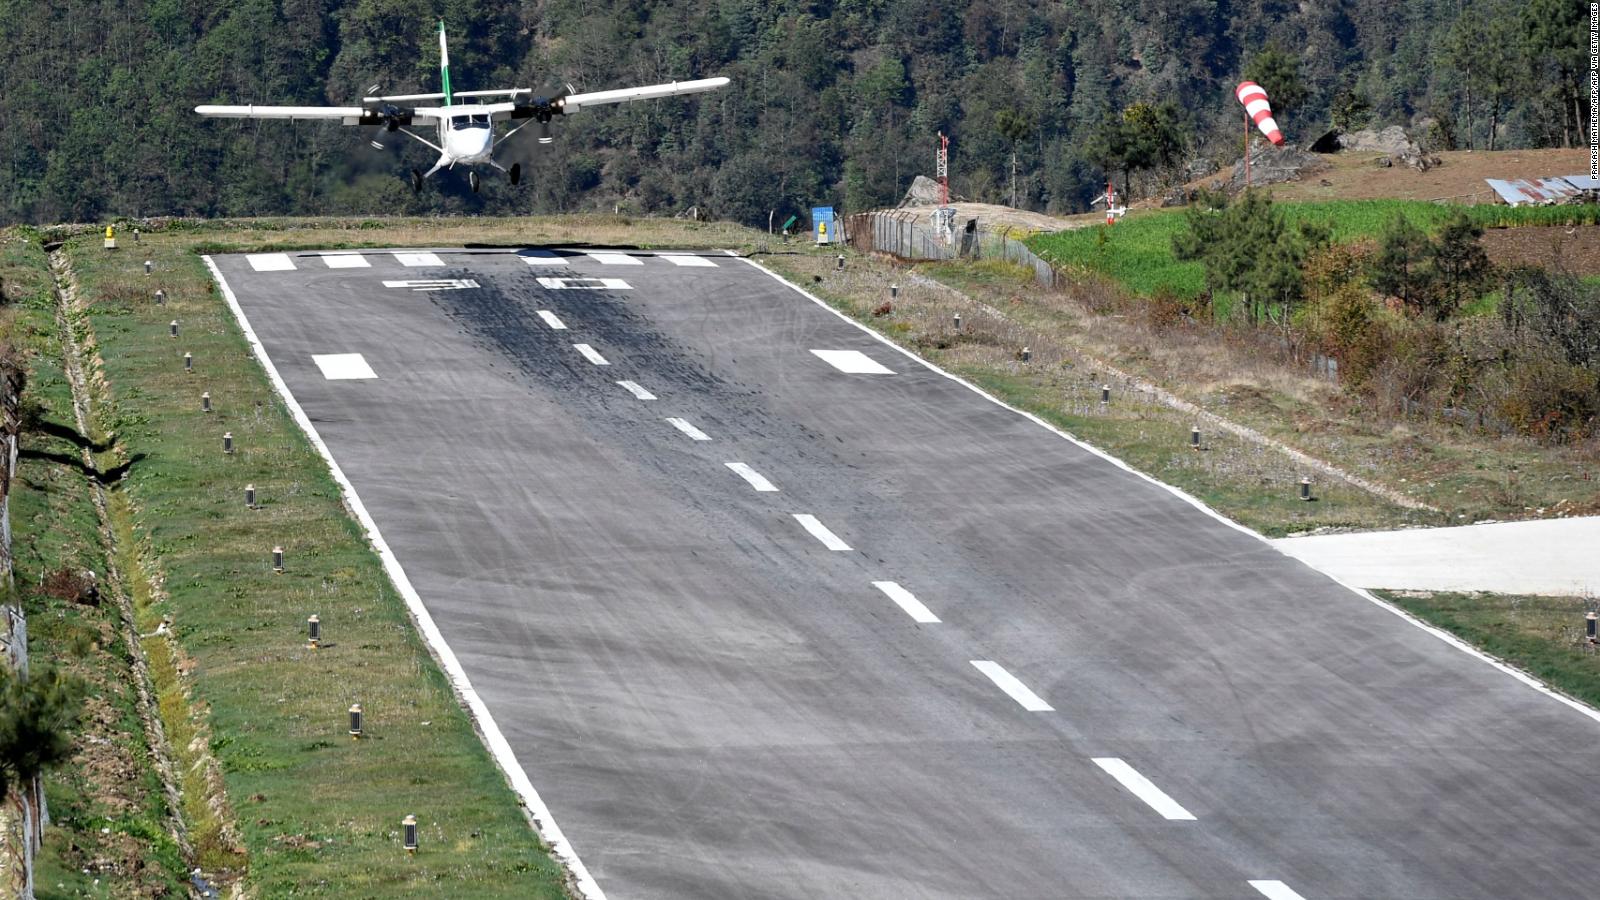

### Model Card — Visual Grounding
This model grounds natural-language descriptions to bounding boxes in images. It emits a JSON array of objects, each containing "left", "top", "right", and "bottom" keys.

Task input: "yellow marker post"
[
  {"left": 103, "top": 225, "right": 117, "bottom": 251},
  {"left": 816, "top": 221, "right": 828, "bottom": 246}
]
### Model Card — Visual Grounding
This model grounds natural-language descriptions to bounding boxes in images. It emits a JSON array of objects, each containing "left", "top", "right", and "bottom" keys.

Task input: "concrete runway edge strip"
[
  {"left": 204, "top": 256, "right": 607, "bottom": 900},
  {"left": 1091, "top": 758, "right": 1197, "bottom": 821},
  {"left": 970, "top": 660, "right": 1054, "bottom": 712},
  {"left": 732, "top": 252, "right": 1600, "bottom": 727}
]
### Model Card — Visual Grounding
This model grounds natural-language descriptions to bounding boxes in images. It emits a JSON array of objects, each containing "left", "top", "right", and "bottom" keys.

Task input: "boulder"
[
  {"left": 1338, "top": 125, "right": 1419, "bottom": 157},
  {"left": 900, "top": 174, "right": 943, "bottom": 207},
  {"left": 1223, "top": 141, "right": 1330, "bottom": 191}
]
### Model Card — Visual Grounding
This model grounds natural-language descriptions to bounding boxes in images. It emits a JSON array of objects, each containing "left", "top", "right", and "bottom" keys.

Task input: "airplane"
[{"left": 196, "top": 20, "right": 729, "bottom": 194}]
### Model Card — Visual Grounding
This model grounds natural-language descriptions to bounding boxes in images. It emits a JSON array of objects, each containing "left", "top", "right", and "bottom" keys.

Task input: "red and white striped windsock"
[{"left": 1235, "top": 81, "right": 1285, "bottom": 146}]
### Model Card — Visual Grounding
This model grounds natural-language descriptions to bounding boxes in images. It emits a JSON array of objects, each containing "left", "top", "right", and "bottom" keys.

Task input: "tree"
[
  {"left": 1173, "top": 188, "right": 1324, "bottom": 325},
  {"left": 1120, "top": 101, "right": 1187, "bottom": 189},
  {"left": 1329, "top": 86, "right": 1371, "bottom": 132},
  {"left": 1368, "top": 213, "right": 1433, "bottom": 311},
  {"left": 0, "top": 666, "right": 83, "bottom": 806},
  {"left": 994, "top": 107, "right": 1035, "bottom": 208},
  {"left": 1425, "top": 212, "right": 1492, "bottom": 320},
  {"left": 1240, "top": 44, "right": 1307, "bottom": 124}
]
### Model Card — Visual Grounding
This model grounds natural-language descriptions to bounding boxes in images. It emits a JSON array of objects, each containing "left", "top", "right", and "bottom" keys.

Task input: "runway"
[{"left": 209, "top": 247, "right": 1600, "bottom": 899}]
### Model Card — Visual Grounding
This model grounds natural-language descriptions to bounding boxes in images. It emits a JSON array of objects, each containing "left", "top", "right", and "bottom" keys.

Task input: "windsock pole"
[{"left": 1243, "top": 107, "right": 1251, "bottom": 189}]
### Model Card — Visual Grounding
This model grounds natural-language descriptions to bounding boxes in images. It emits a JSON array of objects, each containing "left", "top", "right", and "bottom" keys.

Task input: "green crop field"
[{"left": 1026, "top": 200, "right": 1600, "bottom": 300}]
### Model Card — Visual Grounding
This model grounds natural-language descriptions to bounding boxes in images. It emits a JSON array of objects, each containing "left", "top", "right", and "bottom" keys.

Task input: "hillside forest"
[{"left": 0, "top": 0, "right": 1589, "bottom": 226}]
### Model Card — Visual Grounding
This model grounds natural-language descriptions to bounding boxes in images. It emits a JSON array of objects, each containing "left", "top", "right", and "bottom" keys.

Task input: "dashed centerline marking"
[
  {"left": 588, "top": 251, "right": 643, "bottom": 266},
  {"left": 811, "top": 348, "right": 895, "bottom": 374},
  {"left": 871, "top": 581, "right": 940, "bottom": 623},
  {"left": 1091, "top": 758, "right": 1196, "bottom": 821},
  {"left": 537, "top": 310, "right": 568, "bottom": 330},
  {"left": 792, "top": 514, "right": 851, "bottom": 551},
  {"left": 665, "top": 417, "right": 711, "bottom": 441},
  {"left": 970, "top": 661, "right": 1053, "bottom": 711},
  {"left": 616, "top": 380, "right": 657, "bottom": 400},
  {"left": 574, "top": 343, "right": 609, "bottom": 366},
  {"left": 1248, "top": 881, "right": 1308, "bottom": 900},
  {"left": 725, "top": 462, "right": 778, "bottom": 492},
  {"left": 247, "top": 252, "right": 295, "bottom": 272},
  {"left": 393, "top": 251, "right": 445, "bottom": 267}
]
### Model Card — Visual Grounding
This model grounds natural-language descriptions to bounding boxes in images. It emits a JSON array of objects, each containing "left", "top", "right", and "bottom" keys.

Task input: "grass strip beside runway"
[{"left": 59, "top": 226, "right": 578, "bottom": 896}]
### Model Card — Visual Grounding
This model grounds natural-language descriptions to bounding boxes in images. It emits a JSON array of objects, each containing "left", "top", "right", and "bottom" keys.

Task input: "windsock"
[{"left": 1235, "top": 81, "right": 1284, "bottom": 146}]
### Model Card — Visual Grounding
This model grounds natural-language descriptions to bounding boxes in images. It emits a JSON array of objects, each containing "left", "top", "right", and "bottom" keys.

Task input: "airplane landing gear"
[
  {"left": 410, "top": 168, "right": 423, "bottom": 194},
  {"left": 469, "top": 171, "right": 481, "bottom": 193},
  {"left": 509, "top": 163, "right": 521, "bottom": 186}
]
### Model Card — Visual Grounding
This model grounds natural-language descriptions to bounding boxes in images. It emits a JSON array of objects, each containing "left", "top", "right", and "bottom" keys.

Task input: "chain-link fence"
[{"left": 846, "top": 210, "right": 1061, "bottom": 290}]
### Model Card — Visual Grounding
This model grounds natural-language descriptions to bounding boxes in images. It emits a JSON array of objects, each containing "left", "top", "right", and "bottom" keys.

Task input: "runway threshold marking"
[
  {"left": 393, "top": 251, "right": 445, "bottom": 267},
  {"left": 1248, "top": 881, "right": 1307, "bottom": 900},
  {"left": 725, "top": 462, "right": 778, "bottom": 492},
  {"left": 573, "top": 343, "right": 610, "bottom": 366},
  {"left": 383, "top": 279, "right": 479, "bottom": 292},
  {"left": 970, "top": 661, "right": 1053, "bottom": 711},
  {"left": 872, "top": 581, "right": 940, "bottom": 623},
  {"left": 587, "top": 252, "right": 643, "bottom": 265},
  {"left": 537, "top": 276, "right": 633, "bottom": 290},
  {"left": 810, "top": 349, "right": 895, "bottom": 375},
  {"left": 616, "top": 380, "right": 657, "bottom": 400},
  {"left": 665, "top": 417, "right": 711, "bottom": 441},
  {"left": 521, "top": 250, "right": 567, "bottom": 266},
  {"left": 1091, "top": 758, "right": 1197, "bottom": 821},
  {"left": 247, "top": 252, "right": 295, "bottom": 272},
  {"left": 537, "top": 310, "right": 568, "bottom": 330},
  {"left": 792, "top": 514, "right": 852, "bottom": 551},
  {"left": 662, "top": 254, "right": 718, "bottom": 267},
  {"left": 311, "top": 353, "right": 378, "bottom": 380},
  {"left": 319, "top": 252, "right": 371, "bottom": 268}
]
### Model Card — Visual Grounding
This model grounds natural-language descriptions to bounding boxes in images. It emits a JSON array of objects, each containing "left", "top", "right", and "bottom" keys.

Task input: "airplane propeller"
[{"left": 525, "top": 83, "right": 574, "bottom": 145}]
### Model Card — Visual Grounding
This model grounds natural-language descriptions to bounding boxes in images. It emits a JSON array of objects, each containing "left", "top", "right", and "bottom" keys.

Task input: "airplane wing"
[
  {"left": 363, "top": 89, "right": 530, "bottom": 104},
  {"left": 558, "top": 77, "right": 730, "bottom": 113},
  {"left": 195, "top": 105, "right": 372, "bottom": 125}
]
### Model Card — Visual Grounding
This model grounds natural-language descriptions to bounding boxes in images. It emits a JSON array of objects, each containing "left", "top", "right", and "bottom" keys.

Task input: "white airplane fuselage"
[{"left": 440, "top": 113, "right": 494, "bottom": 166}]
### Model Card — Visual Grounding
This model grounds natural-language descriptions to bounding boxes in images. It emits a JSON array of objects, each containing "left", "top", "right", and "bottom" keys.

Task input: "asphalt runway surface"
[{"left": 211, "top": 248, "right": 1600, "bottom": 899}]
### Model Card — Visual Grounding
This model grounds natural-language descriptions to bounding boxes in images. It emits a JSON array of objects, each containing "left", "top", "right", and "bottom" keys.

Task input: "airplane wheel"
[
  {"left": 410, "top": 168, "right": 423, "bottom": 194},
  {"left": 509, "top": 163, "right": 521, "bottom": 186},
  {"left": 469, "top": 171, "right": 481, "bottom": 193}
]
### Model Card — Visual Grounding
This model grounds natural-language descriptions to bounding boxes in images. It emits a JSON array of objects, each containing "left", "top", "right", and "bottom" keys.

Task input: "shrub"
[{"left": 0, "top": 666, "right": 85, "bottom": 804}]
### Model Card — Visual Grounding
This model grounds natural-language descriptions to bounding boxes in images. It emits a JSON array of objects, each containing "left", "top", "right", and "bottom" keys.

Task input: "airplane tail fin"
[{"left": 438, "top": 20, "right": 453, "bottom": 106}]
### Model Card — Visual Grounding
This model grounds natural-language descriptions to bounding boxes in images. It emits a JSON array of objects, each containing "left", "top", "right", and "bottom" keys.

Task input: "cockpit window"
[{"left": 451, "top": 113, "right": 490, "bottom": 130}]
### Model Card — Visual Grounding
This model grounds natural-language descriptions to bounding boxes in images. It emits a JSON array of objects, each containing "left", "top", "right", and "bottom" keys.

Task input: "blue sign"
[{"left": 812, "top": 206, "right": 835, "bottom": 244}]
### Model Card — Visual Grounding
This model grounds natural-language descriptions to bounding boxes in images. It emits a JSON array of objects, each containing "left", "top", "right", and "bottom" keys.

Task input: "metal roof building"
[{"left": 1485, "top": 175, "right": 1600, "bottom": 206}]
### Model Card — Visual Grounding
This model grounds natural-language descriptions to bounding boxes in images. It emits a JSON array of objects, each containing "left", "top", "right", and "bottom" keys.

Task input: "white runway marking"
[
  {"left": 521, "top": 250, "right": 567, "bottom": 266},
  {"left": 811, "top": 349, "right": 895, "bottom": 375},
  {"left": 537, "top": 276, "right": 633, "bottom": 290},
  {"left": 662, "top": 254, "right": 718, "bottom": 267},
  {"left": 1248, "top": 881, "right": 1308, "bottom": 900},
  {"left": 574, "top": 343, "right": 609, "bottom": 366},
  {"left": 725, "top": 462, "right": 778, "bottom": 492},
  {"left": 247, "top": 252, "right": 295, "bottom": 272},
  {"left": 204, "top": 257, "right": 606, "bottom": 900},
  {"left": 872, "top": 581, "right": 940, "bottom": 623},
  {"left": 792, "top": 514, "right": 851, "bottom": 551},
  {"left": 616, "top": 380, "right": 657, "bottom": 400},
  {"left": 666, "top": 417, "right": 711, "bottom": 441},
  {"left": 971, "top": 661, "right": 1053, "bottom": 711},
  {"left": 382, "top": 278, "right": 478, "bottom": 292},
  {"left": 587, "top": 251, "right": 642, "bottom": 266},
  {"left": 393, "top": 251, "right": 445, "bottom": 267},
  {"left": 537, "top": 310, "right": 568, "bottom": 330},
  {"left": 1091, "top": 758, "right": 1196, "bottom": 821},
  {"left": 319, "top": 252, "right": 371, "bottom": 268},
  {"left": 311, "top": 353, "right": 378, "bottom": 380}
]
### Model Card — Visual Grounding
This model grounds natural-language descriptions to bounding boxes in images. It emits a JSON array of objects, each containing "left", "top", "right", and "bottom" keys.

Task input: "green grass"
[
  {"left": 58, "top": 227, "right": 573, "bottom": 896},
  {"left": 1379, "top": 590, "right": 1600, "bottom": 709},
  {"left": 3, "top": 228, "right": 189, "bottom": 897},
  {"left": 1026, "top": 200, "right": 1600, "bottom": 300}
]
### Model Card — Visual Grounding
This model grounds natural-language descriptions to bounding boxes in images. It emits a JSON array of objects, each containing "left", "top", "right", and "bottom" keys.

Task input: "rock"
[
  {"left": 899, "top": 174, "right": 943, "bottom": 207},
  {"left": 1338, "top": 125, "right": 1419, "bottom": 156},
  {"left": 1375, "top": 156, "right": 1393, "bottom": 168},
  {"left": 1224, "top": 141, "right": 1330, "bottom": 191}
]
